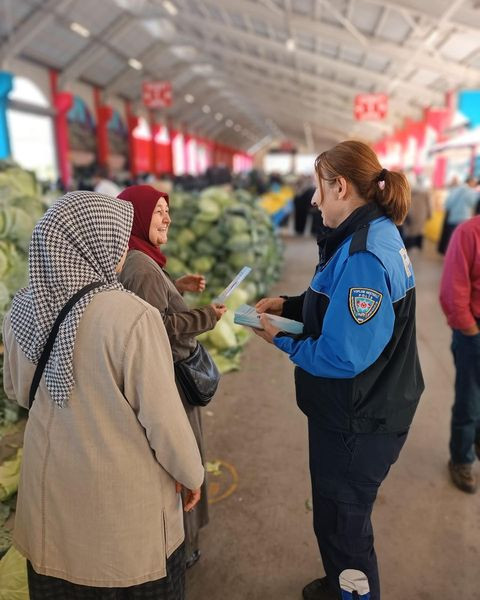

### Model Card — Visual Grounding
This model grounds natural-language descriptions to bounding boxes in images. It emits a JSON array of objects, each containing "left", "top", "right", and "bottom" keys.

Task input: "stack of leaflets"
[{"left": 234, "top": 304, "right": 304, "bottom": 335}]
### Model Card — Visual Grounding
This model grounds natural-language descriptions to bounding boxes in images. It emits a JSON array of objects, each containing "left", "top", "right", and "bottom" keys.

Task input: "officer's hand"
[
  {"left": 252, "top": 314, "right": 281, "bottom": 344},
  {"left": 255, "top": 297, "right": 285, "bottom": 316}
]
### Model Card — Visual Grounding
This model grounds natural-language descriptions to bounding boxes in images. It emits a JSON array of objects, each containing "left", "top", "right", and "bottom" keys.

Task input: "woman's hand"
[
  {"left": 175, "top": 274, "right": 206, "bottom": 293},
  {"left": 175, "top": 482, "right": 201, "bottom": 512},
  {"left": 252, "top": 314, "right": 281, "bottom": 344},
  {"left": 460, "top": 326, "right": 480, "bottom": 336},
  {"left": 211, "top": 303, "right": 227, "bottom": 320},
  {"left": 255, "top": 296, "right": 285, "bottom": 316}
]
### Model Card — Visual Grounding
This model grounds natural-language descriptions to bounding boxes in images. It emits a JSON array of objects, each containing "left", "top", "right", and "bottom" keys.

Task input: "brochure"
[
  {"left": 234, "top": 304, "right": 304, "bottom": 335},
  {"left": 213, "top": 266, "right": 252, "bottom": 303}
]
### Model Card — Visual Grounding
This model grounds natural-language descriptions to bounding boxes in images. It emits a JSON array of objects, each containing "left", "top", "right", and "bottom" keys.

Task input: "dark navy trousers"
[
  {"left": 308, "top": 423, "right": 408, "bottom": 600},
  {"left": 450, "top": 330, "right": 480, "bottom": 464}
]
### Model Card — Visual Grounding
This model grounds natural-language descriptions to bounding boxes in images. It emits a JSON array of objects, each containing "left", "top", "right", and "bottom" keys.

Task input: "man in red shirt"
[{"left": 440, "top": 215, "right": 480, "bottom": 493}]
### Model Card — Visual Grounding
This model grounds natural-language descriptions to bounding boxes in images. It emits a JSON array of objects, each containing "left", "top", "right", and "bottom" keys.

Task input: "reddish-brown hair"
[{"left": 314, "top": 140, "right": 411, "bottom": 225}]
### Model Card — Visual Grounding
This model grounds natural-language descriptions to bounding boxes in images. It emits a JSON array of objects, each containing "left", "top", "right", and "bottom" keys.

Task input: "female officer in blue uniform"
[{"left": 255, "top": 140, "right": 424, "bottom": 600}]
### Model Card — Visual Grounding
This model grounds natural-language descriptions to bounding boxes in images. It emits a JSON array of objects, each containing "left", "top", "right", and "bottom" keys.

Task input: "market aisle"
[{"left": 187, "top": 236, "right": 480, "bottom": 600}]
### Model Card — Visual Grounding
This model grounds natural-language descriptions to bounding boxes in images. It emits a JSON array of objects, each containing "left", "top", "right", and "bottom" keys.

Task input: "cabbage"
[
  {"left": 0, "top": 245, "right": 8, "bottom": 279},
  {"left": 229, "top": 251, "right": 255, "bottom": 270},
  {"left": 225, "top": 288, "right": 249, "bottom": 311},
  {"left": 200, "top": 186, "right": 234, "bottom": 208},
  {"left": 209, "top": 320, "right": 237, "bottom": 350},
  {"left": 191, "top": 220, "right": 211, "bottom": 237},
  {"left": 226, "top": 233, "right": 251, "bottom": 252},
  {"left": 191, "top": 256, "right": 215, "bottom": 273},
  {"left": 0, "top": 208, "right": 35, "bottom": 251},
  {"left": 176, "top": 228, "right": 196, "bottom": 246},
  {"left": 197, "top": 197, "right": 222, "bottom": 222},
  {"left": 195, "top": 239, "right": 215, "bottom": 256},
  {"left": 166, "top": 257, "right": 187, "bottom": 277},
  {"left": 0, "top": 243, "right": 27, "bottom": 292},
  {"left": 0, "top": 283, "right": 9, "bottom": 311},
  {"left": 0, "top": 546, "right": 28, "bottom": 600},
  {"left": 227, "top": 216, "right": 249, "bottom": 234}
]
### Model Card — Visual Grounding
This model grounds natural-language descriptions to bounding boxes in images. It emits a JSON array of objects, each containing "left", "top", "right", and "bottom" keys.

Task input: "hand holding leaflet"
[{"left": 234, "top": 304, "right": 304, "bottom": 334}]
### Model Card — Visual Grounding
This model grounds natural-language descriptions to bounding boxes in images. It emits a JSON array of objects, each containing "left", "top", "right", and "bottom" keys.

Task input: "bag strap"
[{"left": 29, "top": 281, "right": 104, "bottom": 409}]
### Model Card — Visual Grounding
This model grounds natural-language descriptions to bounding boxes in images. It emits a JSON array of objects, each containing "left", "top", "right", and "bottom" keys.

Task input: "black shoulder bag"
[
  {"left": 29, "top": 282, "right": 104, "bottom": 409},
  {"left": 174, "top": 342, "right": 220, "bottom": 407}
]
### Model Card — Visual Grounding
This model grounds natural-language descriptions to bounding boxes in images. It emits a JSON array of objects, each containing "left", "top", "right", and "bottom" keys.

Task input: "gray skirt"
[{"left": 178, "top": 390, "right": 210, "bottom": 558}]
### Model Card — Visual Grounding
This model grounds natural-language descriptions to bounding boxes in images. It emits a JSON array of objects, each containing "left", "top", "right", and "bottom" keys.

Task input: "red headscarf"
[{"left": 117, "top": 185, "right": 169, "bottom": 268}]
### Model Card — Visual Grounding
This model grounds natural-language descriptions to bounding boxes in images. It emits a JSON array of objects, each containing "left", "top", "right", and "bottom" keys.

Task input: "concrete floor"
[{"left": 187, "top": 234, "right": 480, "bottom": 600}]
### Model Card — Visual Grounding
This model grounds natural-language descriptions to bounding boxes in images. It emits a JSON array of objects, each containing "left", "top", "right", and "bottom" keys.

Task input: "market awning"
[{"left": 429, "top": 126, "right": 480, "bottom": 153}]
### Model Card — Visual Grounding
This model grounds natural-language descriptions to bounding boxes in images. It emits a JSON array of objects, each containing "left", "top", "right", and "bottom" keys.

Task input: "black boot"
[{"left": 302, "top": 577, "right": 339, "bottom": 599}]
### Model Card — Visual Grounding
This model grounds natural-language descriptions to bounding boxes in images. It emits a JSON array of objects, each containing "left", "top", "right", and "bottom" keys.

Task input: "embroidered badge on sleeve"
[{"left": 349, "top": 288, "right": 383, "bottom": 325}]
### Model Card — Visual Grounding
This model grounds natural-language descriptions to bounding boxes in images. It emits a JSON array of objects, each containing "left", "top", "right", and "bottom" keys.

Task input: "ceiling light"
[
  {"left": 225, "top": 119, "right": 233, "bottom": 127},
  {"left": 234, "top": 124, "right": 242, "bottom": 132},
  {"left": 202, "top": 104, "right": 211, "bottom": 113},
  {"left": 163, "top": 0, "right": 178, "bottom": 16},
  {"left": 128, "top": 58, "right": 143, "bottom": 70},
  {"left": 215, "top": 112, "right": 223, "bottom": 121},
  {"left": 184, "top": 93, "right": 195, "bottom": 103},
  {"left": 286, "top": 38, "right": 296, "bottom": 52},
  {"left": 70, "top": 22, "right": 90, "bottom": 38}
]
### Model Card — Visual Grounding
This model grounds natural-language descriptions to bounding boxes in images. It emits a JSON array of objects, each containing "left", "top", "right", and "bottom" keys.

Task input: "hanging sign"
[
  {"left": 354, "top": 93, "right": 388, "bottom": 121},
  {"left": 142, "top": 81, "right": 172, "bottom": 108}
]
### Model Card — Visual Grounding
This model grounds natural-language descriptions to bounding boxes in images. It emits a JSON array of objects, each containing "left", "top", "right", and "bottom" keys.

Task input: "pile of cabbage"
[
  {"left": 0, "top": 161, "right": 47, "bottom": 424},
  {"left": 164, "top": 186, "right": 283, "bottom": 373}
]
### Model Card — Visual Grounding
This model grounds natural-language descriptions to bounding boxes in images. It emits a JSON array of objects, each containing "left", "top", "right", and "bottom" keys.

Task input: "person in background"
[
  {"left": 2, "top": 192, "right": 203, "bottom": 599},
  {"left": 402, "top": 175, "right": 431, "bottom": 250},
  {"left": 438, "top": 176, "right": 478, "bottom": 254},
  {"left": 92, "top": 164, "right": 121, "bottom": 197},
  {"left": 439, "top": 215, "right": 480, "bottom": 494},
  {"left": 117, "top": 184, "right": 227, "bottom": 570},
  {"left": 293, "top": 176, "right": 316, "bottom": 236},
  {"left": 254, "top": 141, "right": 424, "bottom": 600}
]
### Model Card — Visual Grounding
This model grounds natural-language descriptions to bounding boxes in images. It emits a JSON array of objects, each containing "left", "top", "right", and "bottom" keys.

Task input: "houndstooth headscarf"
[{"left": 10, "top": 191, "right": 134, "bottom": 407}]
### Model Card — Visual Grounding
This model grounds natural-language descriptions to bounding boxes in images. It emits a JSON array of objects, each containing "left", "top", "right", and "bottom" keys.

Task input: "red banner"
[
  {"left": 354, "top": 93, "right": 388, "bottom": 121},
  {"left": 142, "top": 81, "right": 172, "bottom": 108}
]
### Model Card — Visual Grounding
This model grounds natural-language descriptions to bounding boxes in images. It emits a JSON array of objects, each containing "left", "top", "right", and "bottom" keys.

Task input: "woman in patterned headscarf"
[{"left": 2, "top": 192, "right": 204, "bottom": 599}]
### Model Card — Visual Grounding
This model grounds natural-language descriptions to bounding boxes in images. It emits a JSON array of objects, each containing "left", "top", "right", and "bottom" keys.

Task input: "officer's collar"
[{"left": 317, "top": 203, "right": 384, "bottom": 267}]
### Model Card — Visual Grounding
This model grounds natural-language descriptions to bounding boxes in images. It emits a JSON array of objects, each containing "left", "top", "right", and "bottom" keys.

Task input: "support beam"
[
  {"left": 197, "top": 0, "right": 480, "bottom": 85},
  {"left": 387, "top": 0, "right": 467, "bottom": 94},
  {"left": 176, "top": 12, "right": 444, "bottom": 104},
  {"left": 103, "top": 43, "right": 173, "bottom": 97},
  {"left": 59, "top": 14, "right": 132, "bottom": 87},
  {"left": 207, "top": 46, "right": 419, "bottom": 123},
  {"left": 0, "top": 0, "right": 74, "bottom": 62}
]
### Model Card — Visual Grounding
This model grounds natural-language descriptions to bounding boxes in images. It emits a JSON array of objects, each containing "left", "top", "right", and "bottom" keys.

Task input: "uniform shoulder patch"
[{"left": 348, "top": 287, "right": 383, "bottom": 325}]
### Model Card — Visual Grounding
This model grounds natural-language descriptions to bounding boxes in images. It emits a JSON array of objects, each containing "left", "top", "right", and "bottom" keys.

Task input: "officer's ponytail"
[{"left": 314, "top": 141, "right": 411, "bottom": 225}]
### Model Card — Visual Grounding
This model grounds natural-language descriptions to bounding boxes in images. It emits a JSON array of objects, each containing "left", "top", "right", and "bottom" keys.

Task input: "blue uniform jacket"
[{"left": 275, "top": 205, "right": 424, "bottom": 433}]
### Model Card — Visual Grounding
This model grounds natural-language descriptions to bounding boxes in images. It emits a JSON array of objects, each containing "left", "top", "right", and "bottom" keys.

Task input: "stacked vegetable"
[
  {"left": 0, "top": 161, "right": 47, "bottom": 425},
  {"left": 164, "top": 186, "right": 283, "bottom": 373}
]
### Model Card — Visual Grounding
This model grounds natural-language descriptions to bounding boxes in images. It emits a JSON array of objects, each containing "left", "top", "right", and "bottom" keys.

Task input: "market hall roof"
[{"left": 0, "top": 0, "right": 479, "bottom": 152}]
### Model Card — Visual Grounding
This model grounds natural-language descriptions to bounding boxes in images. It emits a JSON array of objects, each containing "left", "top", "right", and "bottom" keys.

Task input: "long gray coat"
[{"left": 120, "top": 250, "right": 217, "bottom": 556}]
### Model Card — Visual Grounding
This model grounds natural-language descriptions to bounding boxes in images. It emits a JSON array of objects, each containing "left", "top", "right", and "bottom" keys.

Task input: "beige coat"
[{"left": 2, "top": 290, "right": 204, "bottom": 587}]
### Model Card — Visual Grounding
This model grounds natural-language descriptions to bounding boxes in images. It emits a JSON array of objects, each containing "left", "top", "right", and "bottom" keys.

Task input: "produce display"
[
  {"left": 259, "top": 185, "right": 294, "bottom": 227},
  {"left": 0, "top": 162, "right": 48, "bottom": 564},
  {"left": 164, "top": 186, "right": 284, "bottom": 373},
  {"left": 0, "top": 161, "right": 47, "bottom": 425}
]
